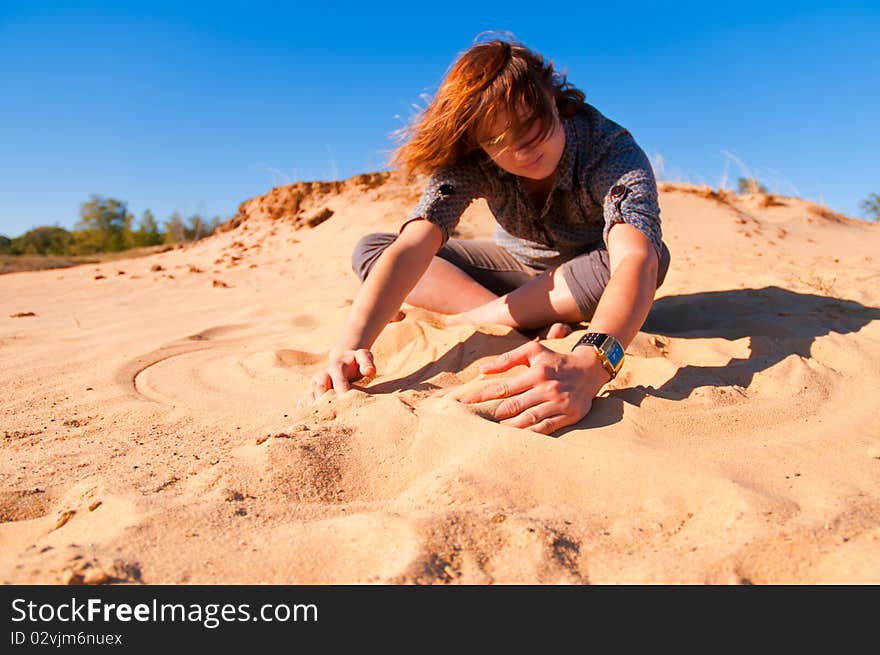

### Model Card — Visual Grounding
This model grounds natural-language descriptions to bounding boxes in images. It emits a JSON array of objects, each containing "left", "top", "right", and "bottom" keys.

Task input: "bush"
[
  {"left": 736, "top": 177, "right": 768, "bottom": 194},
  {"left": 8, "top": 226, "right": 73, "bottom": 255},
  {"left": 860, "top": 193, "right": 880, "bottom": 222}
]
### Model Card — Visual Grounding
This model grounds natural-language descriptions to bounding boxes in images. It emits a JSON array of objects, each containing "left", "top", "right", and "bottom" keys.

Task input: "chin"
[{"left": 520, "top": 161, "right": 552, "bottom": 180}]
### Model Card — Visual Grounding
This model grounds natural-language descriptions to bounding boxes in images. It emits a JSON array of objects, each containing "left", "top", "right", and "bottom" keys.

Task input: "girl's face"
[{"left": 478, "top": 102, "right": 565, "bottom": 181}]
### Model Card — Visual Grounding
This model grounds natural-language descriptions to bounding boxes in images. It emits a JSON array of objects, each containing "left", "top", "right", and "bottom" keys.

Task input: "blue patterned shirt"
[{"left": 401, "top": 102, "right": 662, "bottom": 270}]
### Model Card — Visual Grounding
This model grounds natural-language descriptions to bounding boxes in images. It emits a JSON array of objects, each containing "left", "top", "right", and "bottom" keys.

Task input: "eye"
[{"left": 480, "top": 134, "right": 505, "bottom": 149}]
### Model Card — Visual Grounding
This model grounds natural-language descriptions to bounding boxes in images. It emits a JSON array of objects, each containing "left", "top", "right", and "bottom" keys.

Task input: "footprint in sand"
[
  {"left": 274, "top": 349, "right": 324, "bottom": 367},
  {"left": 291, "top": 315, "right": 318, "bottom": 329}
]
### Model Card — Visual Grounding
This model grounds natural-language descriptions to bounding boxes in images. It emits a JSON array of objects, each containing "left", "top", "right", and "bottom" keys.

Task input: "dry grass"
[
  {"left": 810, "top": 206, "right": 853, "bottom": 224},
  {"left": 757, "top": 193, "right": 787, "bottom": 208},
  {"left": 791, "top": 270, "right": 838, "bottom": 296},
  {"left": 0, "top": 244, "right": 178, "bottom": 275},
  {"left": 0, "top": 254, "right": 99, "bottom": 275}
]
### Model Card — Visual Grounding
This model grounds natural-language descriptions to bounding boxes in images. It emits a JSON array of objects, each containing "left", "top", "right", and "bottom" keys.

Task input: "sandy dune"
[{"left": 2, "top": 172, "right": 879, "bottom": 584}]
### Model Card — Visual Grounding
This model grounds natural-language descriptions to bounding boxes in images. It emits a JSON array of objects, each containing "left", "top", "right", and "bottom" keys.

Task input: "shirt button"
[
  {"left": 610, "top": 184, "right": 627, "bottom": 199},
  {"left": 438, "top": 184, "right": 454, "bottom": 196}
]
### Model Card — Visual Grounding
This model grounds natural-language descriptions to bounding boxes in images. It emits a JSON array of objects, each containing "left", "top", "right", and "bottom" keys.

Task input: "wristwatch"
[{"left": 571, "top": 332, "right": 625, "bottom": 380}]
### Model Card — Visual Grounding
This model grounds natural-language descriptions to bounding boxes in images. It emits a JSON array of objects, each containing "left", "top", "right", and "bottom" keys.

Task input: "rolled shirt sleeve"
[
  {"left": 400, "top": 157, "right": 484, "bottom": 246},
  {"left": 591, "top": 136, "right": 663, "bottom": 261}
]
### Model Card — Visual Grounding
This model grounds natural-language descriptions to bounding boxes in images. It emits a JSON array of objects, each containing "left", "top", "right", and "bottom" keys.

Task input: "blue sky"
[{"left": 1, "top": 1, "right": 878, "bottom": 237}]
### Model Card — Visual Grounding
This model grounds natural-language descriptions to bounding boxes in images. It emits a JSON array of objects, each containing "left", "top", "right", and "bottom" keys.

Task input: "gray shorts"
[{"left": 351, "top": 233, "right": 671, "bottom": 321}]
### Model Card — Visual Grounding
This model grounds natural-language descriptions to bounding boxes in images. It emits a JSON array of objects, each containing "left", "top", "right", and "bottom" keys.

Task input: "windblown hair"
[{"left": 390, "top": 34, "right": 586, "bottom": 178}]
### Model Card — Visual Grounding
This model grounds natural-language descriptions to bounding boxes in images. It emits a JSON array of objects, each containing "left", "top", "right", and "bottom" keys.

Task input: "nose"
[{"left": 512, "top": 144, "right": 535, "bottom": 162}]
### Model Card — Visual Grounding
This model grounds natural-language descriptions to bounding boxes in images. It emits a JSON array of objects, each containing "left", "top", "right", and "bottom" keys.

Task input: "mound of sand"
[{"left": 1, "top": 173, "right": 879, "bottom": 584}]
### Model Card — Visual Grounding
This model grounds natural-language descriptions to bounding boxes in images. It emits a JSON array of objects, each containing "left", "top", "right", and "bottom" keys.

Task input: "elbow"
[
  {"left": 609, "top": 248, "right": 658, "bottom": 283},
  {"left": 634, "top": 249, "right": 660, "bottom": 296}
]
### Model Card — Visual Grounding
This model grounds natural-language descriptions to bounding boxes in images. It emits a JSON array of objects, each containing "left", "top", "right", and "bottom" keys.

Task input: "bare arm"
[
  {"left": 584, "top": 222, "right": 659, "bottom": 351},
  {"left": 305, "top": 218, "right": 442, "bottom": 402},
  {"left": 338, "top": 218, "right": 441, "bottom": 350}
]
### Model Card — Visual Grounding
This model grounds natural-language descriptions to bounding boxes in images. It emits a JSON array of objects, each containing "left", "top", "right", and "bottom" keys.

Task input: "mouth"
[{"left": 522, "top": 153, "right": 543, "bottom": 170}]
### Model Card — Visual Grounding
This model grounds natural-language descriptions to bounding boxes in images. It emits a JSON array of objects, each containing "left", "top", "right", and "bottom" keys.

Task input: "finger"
[
  {"left": 495, "top": 386, "right": 560, "bottom": 421},
  {"left": 328, "top": 364, "right": 350, "bottom": 395},
  {"left": 459, "top": 371, "right": 535, "bottom": 405},
  {"left": 480, "top": 341, "right": 543, "bottom": 374},
  {"left": 494, "top": 388, "right": 559, "bottom": 422},
  {"left": 354, "top": 350, "right": 376, "bottom": 377},
  {"left": 528, "top": 414, "right": 571, "bottom": 435},
  {"left": 498, "top": 401, "right": 561, "bottom": 430},
  {"left": 311, "top": 371, "right": 332, "bottom": 402}
]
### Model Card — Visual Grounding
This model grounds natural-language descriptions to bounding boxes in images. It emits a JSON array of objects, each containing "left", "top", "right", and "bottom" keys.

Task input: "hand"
[
  {"left": 304, "top": 347, "right": 376, "bottom": 405},
  {"left": 458, "top": 340, "right": 612, "bottom": 435}
]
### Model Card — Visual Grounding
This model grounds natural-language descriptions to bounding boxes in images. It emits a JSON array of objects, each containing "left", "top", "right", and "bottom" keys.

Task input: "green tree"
[
  {"left": 860, "top": 193, "right": 880, "bottom": 222},
  {"left": 135, "top": 209, "right": 163, "bottom": 247},
  {"left": 737, "top": 177, "right": 768, "bottom": 194},
  {"left": 164, "top": 211, "right": 186, "bottom": 244},
  {"left": 0, "top": 235, "right": 11, "bottom": 255},
  {"left": 73, "top": 195, "right": 134, "bottom": 254},
  {"left": 11, "top": 225, "right": 73, "bottom": 255}
]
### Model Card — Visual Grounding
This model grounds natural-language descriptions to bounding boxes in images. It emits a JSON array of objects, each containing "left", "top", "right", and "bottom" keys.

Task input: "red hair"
[{"left": 390, "top": 34, "right": 586, "bottom": 177}]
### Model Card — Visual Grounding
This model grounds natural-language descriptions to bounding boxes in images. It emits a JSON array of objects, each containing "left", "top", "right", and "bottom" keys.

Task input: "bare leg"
[
  {"left": 452, "top": 266, "right": 582, "bottom": 331},
  {"left": 397, "top": 256, "right": 577, "bottom": 338},
  {"left": 402, "top": 255, "right": 499, "bottom": 314}
]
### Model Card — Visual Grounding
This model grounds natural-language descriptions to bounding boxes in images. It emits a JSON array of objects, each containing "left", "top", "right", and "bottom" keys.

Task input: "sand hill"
[{"left": 1, "top": 172, "right": 879, "bottom": 584}]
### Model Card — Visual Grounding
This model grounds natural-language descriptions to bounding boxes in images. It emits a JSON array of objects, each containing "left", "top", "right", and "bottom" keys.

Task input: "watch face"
[{"left": 607, "top": 342, "right": 624, "bottom": 367}]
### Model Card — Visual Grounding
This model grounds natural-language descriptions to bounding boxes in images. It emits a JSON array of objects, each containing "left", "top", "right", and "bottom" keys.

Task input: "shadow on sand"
[{"left": 364, "top": 286, "right": 880, "bottom": 436}]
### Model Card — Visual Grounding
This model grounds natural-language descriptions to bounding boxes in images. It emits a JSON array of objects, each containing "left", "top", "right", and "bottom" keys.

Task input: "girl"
[{"left": 305, "top": 35, "right": 671, "bottom": 435}]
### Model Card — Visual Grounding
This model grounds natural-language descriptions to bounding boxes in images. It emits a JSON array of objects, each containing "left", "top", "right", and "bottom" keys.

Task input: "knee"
[{"left": 351, "top": 232, "right": 396, "bottom": 282}]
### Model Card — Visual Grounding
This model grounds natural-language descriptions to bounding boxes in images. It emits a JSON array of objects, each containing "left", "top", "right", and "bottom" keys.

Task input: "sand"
[{"left": 2, "top": 173, "right": 879, "bottom": 584}]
